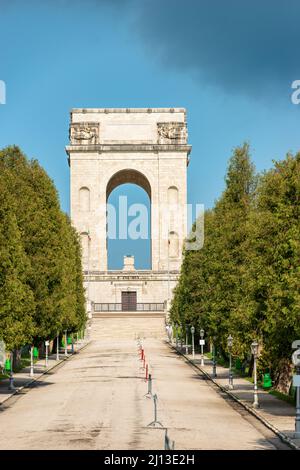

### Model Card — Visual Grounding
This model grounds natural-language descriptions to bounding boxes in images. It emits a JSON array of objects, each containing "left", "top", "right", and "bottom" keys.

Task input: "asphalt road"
[{"left": 0, "top": 320, "right": 288, "bottom": 450}]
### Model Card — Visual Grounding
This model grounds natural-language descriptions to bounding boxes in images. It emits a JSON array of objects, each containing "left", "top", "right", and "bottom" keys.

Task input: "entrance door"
[{"left": 122, "top": 291, "right": 137, "bottom": 311}]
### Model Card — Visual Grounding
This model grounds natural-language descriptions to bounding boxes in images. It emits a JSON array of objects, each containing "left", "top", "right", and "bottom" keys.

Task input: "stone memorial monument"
[{"left": 65, "top": 108, "right": 191, "bottom": 316}]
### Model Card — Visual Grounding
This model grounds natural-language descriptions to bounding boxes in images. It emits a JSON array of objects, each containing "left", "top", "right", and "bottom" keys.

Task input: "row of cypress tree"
[
  {"left": 0, "top": 146, "right": 86, "bottom": 354},
  {"left": 171, "top": 143, "right": 300, "bottom": 393}
]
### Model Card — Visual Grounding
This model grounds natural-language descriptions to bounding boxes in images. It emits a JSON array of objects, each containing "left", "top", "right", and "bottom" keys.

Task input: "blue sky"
[{"left": 0, "top": 0, "right": 300, "bottom": 268}]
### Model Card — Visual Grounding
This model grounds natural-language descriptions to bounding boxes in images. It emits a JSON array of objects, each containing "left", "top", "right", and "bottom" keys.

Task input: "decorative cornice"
[
  {"left": 71, "top": 107, "right": 186, "bottom": 115},
  {"left": 83, "top": 270, "right": 180, "bottom": 282},
  {"left": 84, "top": 270, "right": 180, "bottom": 275},
  {"left": 65, "top": 143, "right": 192, "bottom": 155}
]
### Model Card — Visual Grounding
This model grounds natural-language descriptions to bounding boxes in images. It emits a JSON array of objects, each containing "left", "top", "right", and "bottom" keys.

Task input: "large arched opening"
[{"left": 106, "top": 169, "right": 151, "bottom": 271}]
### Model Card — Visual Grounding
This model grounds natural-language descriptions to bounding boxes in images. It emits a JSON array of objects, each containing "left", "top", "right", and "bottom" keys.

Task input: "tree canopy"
[
  {"left": 171, "top": 144, "right": 300, "bottom": 391},
  {"left": 0, "top": 146, "right": 86, "bottom": 351}
]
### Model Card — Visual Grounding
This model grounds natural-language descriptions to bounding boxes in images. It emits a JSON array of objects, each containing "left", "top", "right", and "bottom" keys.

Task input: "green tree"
[
  {"left": 171, "top": 143, "right": 257, "bottom": 358},
  {"left": 0, "top": 146, "right": 86, "bottom": 347},
  {"left": 57, "top": 214, "right": 87, "bottom": 335},
  {"left": 0, "top": 176, "right": 35, "bottom": 351},
  {"left": 171, "top": 144, "right": 300, "bottom": 391},
  {"left": 243, "top": 153, "right": 300, "bottom": 390}
]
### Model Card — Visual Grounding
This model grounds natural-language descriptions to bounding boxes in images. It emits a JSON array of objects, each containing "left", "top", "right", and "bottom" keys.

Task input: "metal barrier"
[
  {"left": 137, "top": 338, "right": 175, "bottom": 449},
  {"left": 147, "top": 393, "right": 163, "bottom": 428},
  {"left": 94, "top": 302, "right": 165, "bottom": 312},
  {"left": 145, "top": 373, "right": 153, "bottom": 398},
  {"left": 164, "top": 429, "right": 175, "bottom": 450}
]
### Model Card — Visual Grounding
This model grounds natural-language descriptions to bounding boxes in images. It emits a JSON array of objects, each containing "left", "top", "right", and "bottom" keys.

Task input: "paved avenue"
[{"left": 0, "top": 318, "right": 288, "bottom": 450}]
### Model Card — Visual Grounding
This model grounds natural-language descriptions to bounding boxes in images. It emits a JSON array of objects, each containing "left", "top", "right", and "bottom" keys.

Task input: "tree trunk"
[
  {"left": 273, "top": 358, "right": 293, "bottom": 394},
  {"left": 13, "top": 349, "right": 21, "bottom": 369}
]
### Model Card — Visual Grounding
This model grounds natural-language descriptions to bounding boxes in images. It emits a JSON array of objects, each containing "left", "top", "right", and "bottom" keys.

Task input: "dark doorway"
[{"left": 122, "top": 291, "right": 137, "bottom": 311}]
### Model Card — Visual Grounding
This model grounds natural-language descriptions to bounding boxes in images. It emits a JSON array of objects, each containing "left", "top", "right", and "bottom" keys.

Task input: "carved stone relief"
[
  {"left": 157, "top": 122, "right": 187, "bottom": 144},
  {"left": 70, "top": 122, "right": 99, "bottom": 145}
]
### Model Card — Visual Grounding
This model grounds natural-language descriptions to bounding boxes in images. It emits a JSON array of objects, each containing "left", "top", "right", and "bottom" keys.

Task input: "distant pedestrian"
[{"left": 166, "top": 324, "right": 172, "bottom": 342}]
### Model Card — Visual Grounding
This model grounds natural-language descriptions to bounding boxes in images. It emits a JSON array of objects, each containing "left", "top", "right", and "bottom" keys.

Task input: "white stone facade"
[{"left": 65, "top": 108, "right": 191, "bottom": 311}]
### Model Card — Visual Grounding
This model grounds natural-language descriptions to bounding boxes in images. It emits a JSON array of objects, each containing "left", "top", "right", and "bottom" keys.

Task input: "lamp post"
[
  {"left": 227, "top": 334, "right": 233, "bottom": 389},
  {"left": 251, "top": 341, "right": 259, "bottom": 408},
  {"left": 64, "top": 330, "right": 68, "bottom": 357},
  {"left": 191, "top": 326, "right": 195, "bottom": 359},
  {"left": 167, "top": 237, "right": 170, "bottom": 302},
  {"left": 185, "top": 325, "right": 189, "bottom": 355},
  {"left": 180, "top": 324, "right": 184, "bottom": 350},
  {"left": 30, "top": 345, "right": 34, "bottom": 377},
  {"left": 56, "top": 333, "right": 59, "bottom": 361},
  {"left": 200, "top": 329, "right": 205, "bottom": 366},
  {"left": 169, "top": 323, "right": 173, "bottom": 343},
  {"left": 212, "top": 337, "right": 217, "bottom": 378},
  {"left": 8, "top": 352, "right": 15, "bottom": 391},
  {"left": 45, "top": 340, "right": 49, "bottom": 368},
  {"left": 175, "top": 324, "right": 178, "bottom": 348},
  {"left": 291, "top": 340, "right": 300, "bottom": 438}
]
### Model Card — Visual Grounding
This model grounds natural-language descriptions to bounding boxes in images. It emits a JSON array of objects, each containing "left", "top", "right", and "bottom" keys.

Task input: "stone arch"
[
  {"left": 106, "top": 169, "right": 151, "bottom": 201},
  {"left": 169, "top": 231, "right": 179, "bottom": 258},
  {"left": 106, "top": 169, "right": 152, "bottom": 270},
  {"left": 168, "top": 186, "right": 178, "bottom": 204},
  {"left": 79, "top": 187, "right": 90, "bottom": 211}
]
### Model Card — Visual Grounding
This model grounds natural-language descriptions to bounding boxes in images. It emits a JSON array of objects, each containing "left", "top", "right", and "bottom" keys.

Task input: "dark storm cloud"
[
  {"left": 2, "top": 0, "right": 299, "bottom": 98},
  {"left": 131, "top": 0, "right": 300, "bottom": 98}
]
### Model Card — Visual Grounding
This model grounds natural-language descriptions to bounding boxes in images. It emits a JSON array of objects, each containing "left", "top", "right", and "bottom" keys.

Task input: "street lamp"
[
  {"left": 180, "top": 324, "right": 184, "bottom": 350},
  {"left": 167, "top": 237, "right": 170, "bottom": 302},
  {"left": 251, "top": 341, "right": 259, "bottom": 408},
  {"left": 212, "top": 336, "right": 217, "bottom": 378},
  {"left": 292, "top": 339, "right": 300, "bottom": 438},
  {"left": 64, "top": 330, "right": 68, "bottom": 357},
  {"left": 8, "top": 352, "right": 15, "bottom": 391},
  {"left": 200, "top": 329, "right": 205, "bottom": 366},
  {"left": 227, "top": 334, "right": 234, "bottom": 390},
  {"left": 175, "top": 324, "right": 178, "bottom": 348},
  {"left": 169, "top": 324, "right": 173, "bottom": 343},
  {"left": 185, "top": 325, "right": 189, "bottom": 354},
  {"left": 56, "top": 332, "right": 60, "bottom": 361},
  {"left": 45, "top": 340, "right": 49, "bottom": 367},
  {"left": 191, "top": 326, "right": 195, "bottom": 359},
  {"left": 30, "top": 345, "right": 34, "bottom": 377}
]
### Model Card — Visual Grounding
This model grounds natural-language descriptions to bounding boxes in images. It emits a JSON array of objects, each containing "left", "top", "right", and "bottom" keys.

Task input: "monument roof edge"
[
  {"left": 65, "top": 144, "right": 192, "bottom": 154},
  {"left": 70, "top": 107, "right": 187, "bottom": 114}
]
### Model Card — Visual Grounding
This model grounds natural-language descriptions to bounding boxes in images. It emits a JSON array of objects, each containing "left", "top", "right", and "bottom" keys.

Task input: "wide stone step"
[
  {"left": 92, "top": 311, "right": 165, "bottom": 318},
  {"left": 90, "top": 316, "right": 166, "bottom": 340}
]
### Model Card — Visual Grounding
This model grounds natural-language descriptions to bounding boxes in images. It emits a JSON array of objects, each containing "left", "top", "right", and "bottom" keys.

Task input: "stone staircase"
[
  {"left": 92, "top": 311, "right": 165, "bottom": 319},
  {"left": 90, "top": 312, "right": 167, "bottom": 340}
]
